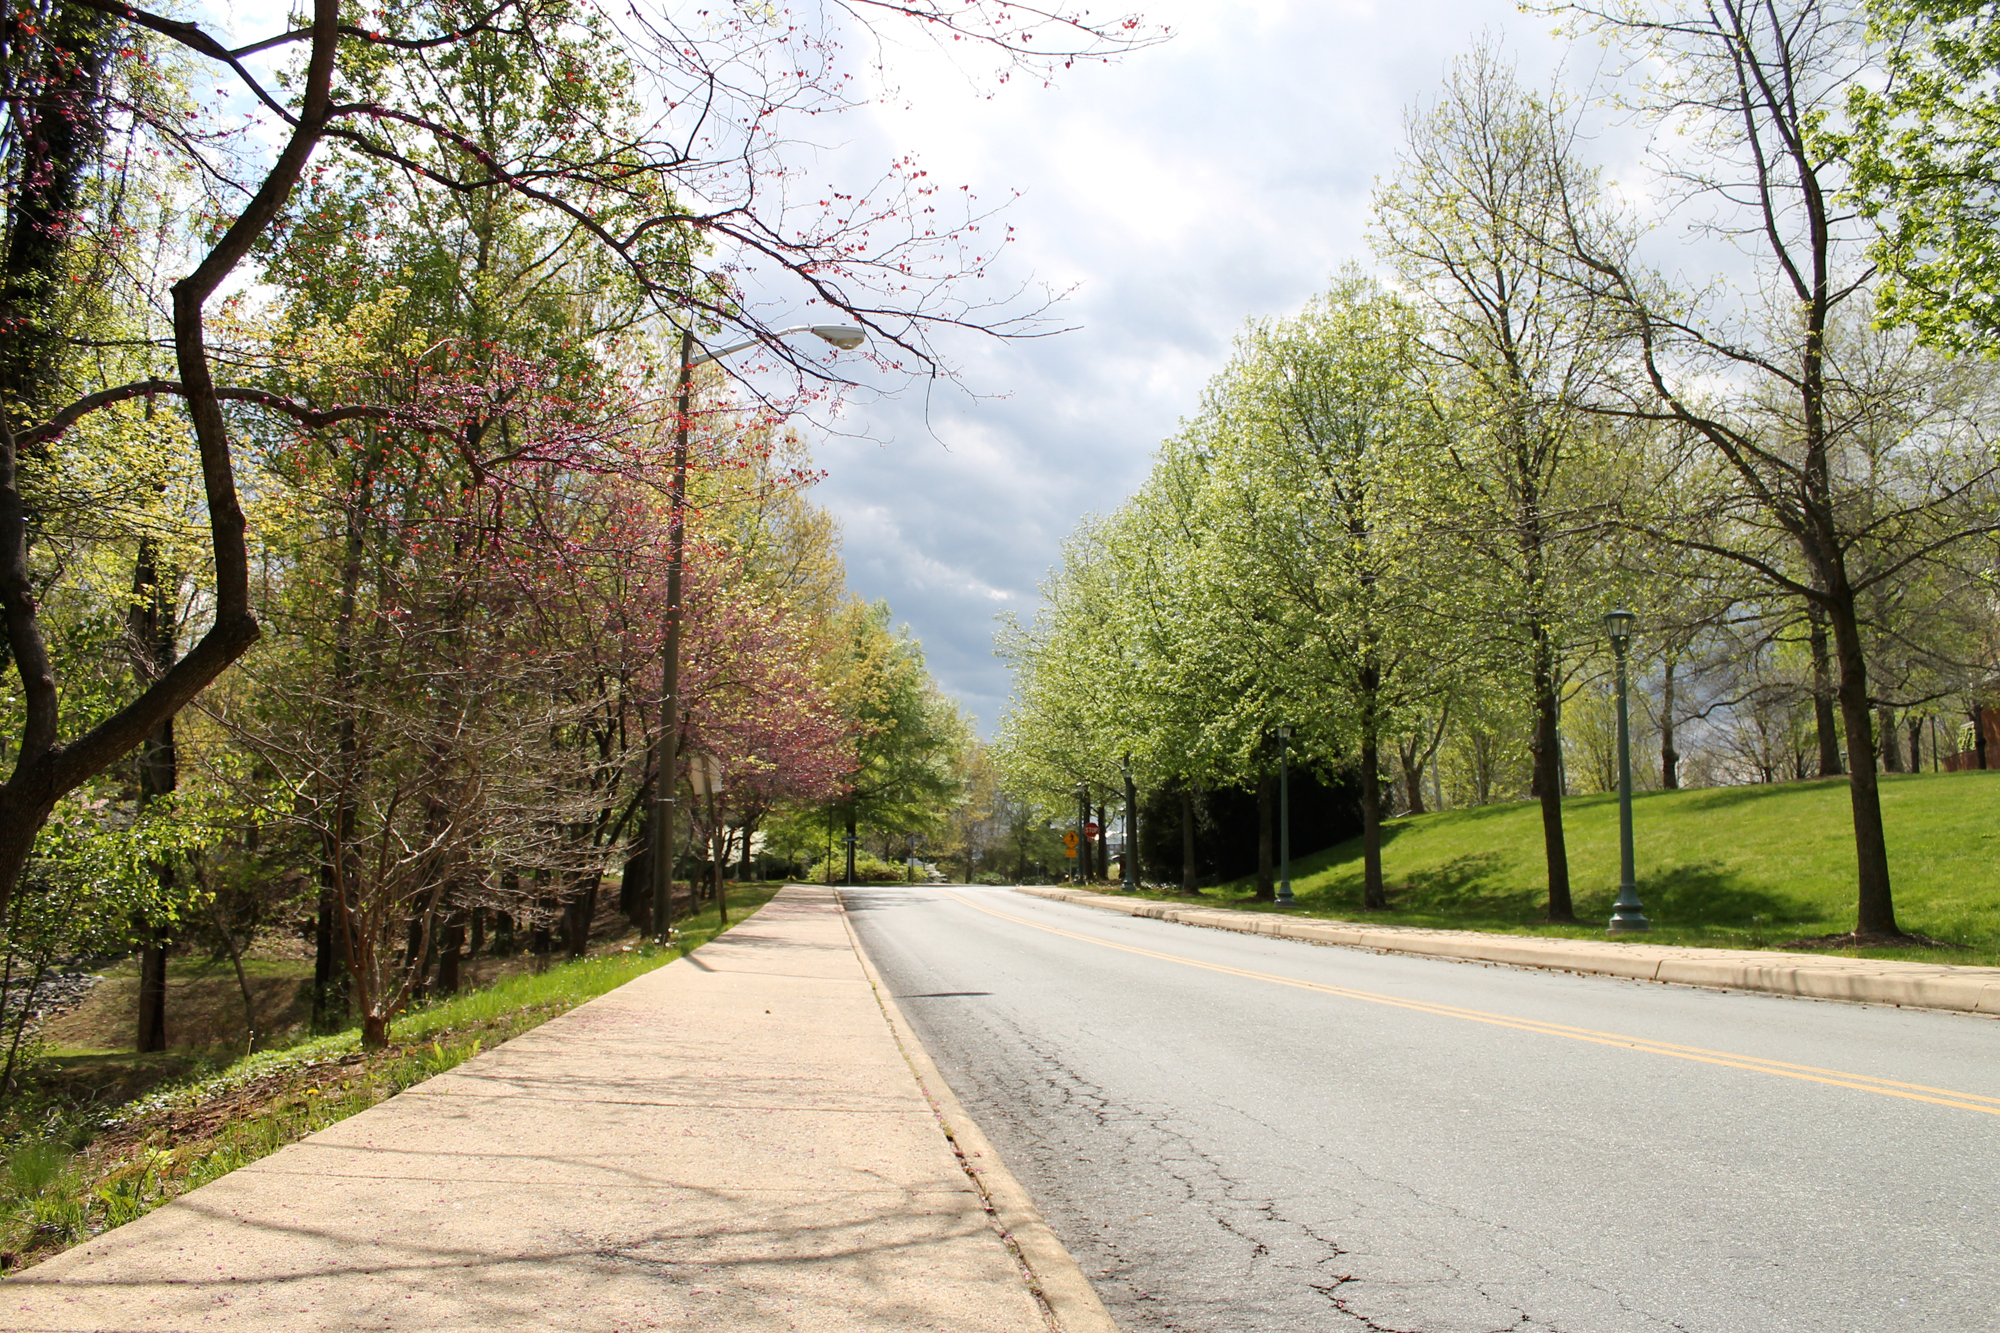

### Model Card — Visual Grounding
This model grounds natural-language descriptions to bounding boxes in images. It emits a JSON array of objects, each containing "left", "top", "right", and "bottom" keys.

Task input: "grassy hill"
[{"left": 1184, "top": 770, "right": 2000, "bottom": 965}]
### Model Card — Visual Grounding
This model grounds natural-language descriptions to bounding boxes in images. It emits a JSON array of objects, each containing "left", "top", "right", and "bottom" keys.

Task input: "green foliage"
[
  {"left": 830, "top": 601, "right": 973, "bottom": 843},
  {"left": 1846, "top": 0, "right": 2000, "bottom": 354}
]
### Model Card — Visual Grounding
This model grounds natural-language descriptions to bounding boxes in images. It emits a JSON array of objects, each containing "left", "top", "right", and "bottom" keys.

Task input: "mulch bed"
[{"left": 1778, "top": 930, "right": 1966, "bottom": 951}]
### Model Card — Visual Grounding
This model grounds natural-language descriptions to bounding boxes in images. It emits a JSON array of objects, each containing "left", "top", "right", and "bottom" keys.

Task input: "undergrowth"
[{"left": 0, "top": 886, "right": 778, "bottom": 1273}]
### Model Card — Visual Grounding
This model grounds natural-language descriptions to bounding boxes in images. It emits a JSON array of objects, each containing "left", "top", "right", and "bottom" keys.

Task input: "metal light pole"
[
  {"left": 1604, "top": 609, "right": 1649, "bottom": 935},
  {"left": 652, "top": 323, "right": 865, "bottom": 940},
  {"left": 1276, "top": 725, "right": 1295, "bottom": 907}
]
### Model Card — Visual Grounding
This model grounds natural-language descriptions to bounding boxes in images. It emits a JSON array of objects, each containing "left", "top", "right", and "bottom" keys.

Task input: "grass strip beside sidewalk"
[{"left": 0, "top": 888, "right": 777, "bottom": 1274}]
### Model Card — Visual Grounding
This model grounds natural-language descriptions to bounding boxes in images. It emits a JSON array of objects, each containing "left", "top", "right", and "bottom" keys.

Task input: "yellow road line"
[{"left": 939, "top": 889, "right": 2000, "bottom": 1119}]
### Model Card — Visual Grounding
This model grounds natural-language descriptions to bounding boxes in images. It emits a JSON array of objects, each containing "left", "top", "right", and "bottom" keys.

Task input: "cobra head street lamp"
[{"left": 652, "top": 320, "right": 868, "bottom": 941}]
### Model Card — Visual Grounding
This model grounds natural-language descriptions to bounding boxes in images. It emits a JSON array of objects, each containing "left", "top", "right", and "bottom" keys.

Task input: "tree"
[
  {"left": 1192, "top": 272, "right": 1455, "bottom": 909},
  {"left": 1543, "top": 0, "right": 2000, "bottom": 938},
  {"left": 828, "top": 602, "right": 970, "bottom": 881},
  {"left": 993, "top": 517, "right": 1138, "bottom": 880},
  {"left": 1846, "top": 0, "right": 2000, "bottom": 355},
  {"left": 1373, "top": 48, "right": 1632, "bottom": 921},
  {"left": 0, "top": 0, "right": 1158, "bottom": 914}
]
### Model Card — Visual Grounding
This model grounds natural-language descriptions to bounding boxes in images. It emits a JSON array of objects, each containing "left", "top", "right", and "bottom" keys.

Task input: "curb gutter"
[
  {"left": 838, "top": 891, "right": 1121, "bottom": 1333},
  {"left": 1016, "top": 887, "right": 2000, "bottom": 1017}
]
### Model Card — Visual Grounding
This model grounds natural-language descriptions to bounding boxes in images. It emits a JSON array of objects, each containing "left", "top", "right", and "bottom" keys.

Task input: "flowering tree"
[{"left": 0, "top": 0, "right": 1160, "bottom": 912}]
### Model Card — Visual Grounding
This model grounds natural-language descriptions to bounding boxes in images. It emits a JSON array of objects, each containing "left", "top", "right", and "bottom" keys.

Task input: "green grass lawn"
[{"left": 1147, "top": 771, "right": 2000, "bottom": 965}]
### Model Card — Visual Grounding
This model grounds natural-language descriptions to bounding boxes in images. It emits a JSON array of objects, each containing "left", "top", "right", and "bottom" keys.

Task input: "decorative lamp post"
[
  {"left": 652, "top": 323, "right": 865, "bottom": 940},
  {"left": 1276, "top": 725, "right": 1295, "bottom": 907},
  {"left": 1603, "top": 608, "right": 1649, "bottom": 934}
]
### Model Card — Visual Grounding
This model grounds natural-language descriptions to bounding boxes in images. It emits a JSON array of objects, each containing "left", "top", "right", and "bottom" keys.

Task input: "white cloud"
[{"left": 787, "top": 0, "right": 1585, "bottom": 734}]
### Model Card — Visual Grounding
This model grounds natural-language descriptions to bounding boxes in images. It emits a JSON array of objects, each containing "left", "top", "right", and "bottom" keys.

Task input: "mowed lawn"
[{"left": 1193, "top": 770, "right": 2000, "bottom": 964}]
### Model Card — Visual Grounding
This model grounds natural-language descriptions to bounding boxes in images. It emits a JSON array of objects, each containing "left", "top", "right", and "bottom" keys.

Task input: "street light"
[
  {"left": 1276, "top": 726, "right": 1295, "bottom": 907},
  {"left": 1603, "top": 608, "right": 1648, "bottom": 935},
  {"left": 652, "top": 322, "right": 866, "bottom": 940}
]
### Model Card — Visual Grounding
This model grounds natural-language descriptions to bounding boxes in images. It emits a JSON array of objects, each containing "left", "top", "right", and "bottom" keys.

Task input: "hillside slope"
[{"left": 1207, "top": 770, "right": 2000, "bottom": 962}]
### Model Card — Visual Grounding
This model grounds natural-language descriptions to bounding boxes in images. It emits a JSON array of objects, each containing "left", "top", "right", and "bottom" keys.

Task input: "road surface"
[{"left": 844, "top": 885, "right": 2000, "bottom": 1333}]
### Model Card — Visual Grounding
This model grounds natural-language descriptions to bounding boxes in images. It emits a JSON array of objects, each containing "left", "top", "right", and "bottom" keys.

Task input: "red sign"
[{"left": 1084, "top": 821, "right": 1100, "bottom": 839}]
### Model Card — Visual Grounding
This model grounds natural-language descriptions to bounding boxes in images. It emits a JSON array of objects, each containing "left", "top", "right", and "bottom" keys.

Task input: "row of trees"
[
  {"left": 0, "top": 0, "right": 1141, "bottom": 1054},
  {"left": 998, "top": 1, "right": 2000, "bottom": 942}
]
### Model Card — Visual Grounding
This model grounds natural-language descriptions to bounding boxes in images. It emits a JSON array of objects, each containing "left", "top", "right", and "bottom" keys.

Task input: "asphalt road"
[{"left": 843, "top": 885, "right": 2000, "bottom": 1333}]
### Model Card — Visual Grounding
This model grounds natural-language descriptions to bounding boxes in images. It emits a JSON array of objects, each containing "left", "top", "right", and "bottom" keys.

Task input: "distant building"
[{"left": 1942, "top": 705, "right": 2000, "bottom": 771}]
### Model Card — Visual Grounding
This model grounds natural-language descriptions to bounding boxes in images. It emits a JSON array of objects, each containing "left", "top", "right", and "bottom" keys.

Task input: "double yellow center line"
[{"left": 939, "top": 889, "right": 2000, "bottom": 1119}]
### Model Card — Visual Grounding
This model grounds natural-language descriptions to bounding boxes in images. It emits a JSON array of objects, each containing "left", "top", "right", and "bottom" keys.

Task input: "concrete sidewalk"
[
  {"left": 3, "top": 886, "right": 1112, "bottom": 1332},
  {"left": 1020, "top": 886, "right": 2000, "bottom": 1016}
]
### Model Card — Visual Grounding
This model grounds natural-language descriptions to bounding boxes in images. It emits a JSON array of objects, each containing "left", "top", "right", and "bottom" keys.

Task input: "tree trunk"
[
  {"left": 1878, "top": 705, "right": 1903, "bottom": 773},
  {"left": 844, "top": 808, "right": 859, "bottom": 884},
  {"left": 135, "top": 934, "right": 168, "bottom": 1053},
  {"left": 562, "top": 877, "right": 594, "bottom": 959},
  {"left": 1254, "top": 773, "right": 1274, "bottom": 901},
  {"left": 1179, "top": 787, "right": 1198, "bottom": 894},
  {"left": 129, "top": 540, "right": 178, "bottom": 1054},
  {"left": 404, "top": 917, "right": 428, "bottom": 1001},
  {"left": 311, "top": 886, "right": 340, "bottom": 1032},
  {"left": 1079, "top": 792, "right": 1094, "bottom": 881},
  {"left": 1399, "top": 731, "right": 1427, "bottom": 817},
  {"left": 1530, "top": 634, "right": 1575, "bottom": 922},
  {"left": 1361, "top": 701, "right": 1386, "bottom": 911},
  {"left": 712, "top": 798, "right": 728, "bottom": 926},
  {"left": 1825, "top": 591, "right": 1897, "bottom": 935},
  {"left": 361, "top": 1010, "right": 389, "bottom": 1049},
  {"left": 1123, "top": 759, "right": 1140, "bottom": 888},
  {"left": 437, "top": 912, "right": 465, "bottom": 994},
  {"left": 1908, "top": 715, "right": 1925, "bottom": 775},
  {"left": 623, "top": 801, "right": 653, "bottom": 928},
  {"left": 1975, "top": 705, "right": 1988, "bottom": 770},
  {"left": 1807, "top": 601, "right": 1843, "bottom": 776},
  {"left": 1660, "top": 657, "right": 1680, "bottom": 789}
]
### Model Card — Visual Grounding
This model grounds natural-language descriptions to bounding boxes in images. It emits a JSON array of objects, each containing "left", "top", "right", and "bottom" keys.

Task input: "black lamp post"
[{"left": 1604, "top": 608, "right": 1649, "bottom": 934}]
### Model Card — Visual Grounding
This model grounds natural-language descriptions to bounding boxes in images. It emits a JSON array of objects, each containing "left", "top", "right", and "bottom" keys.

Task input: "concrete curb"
[
  {"left": 1016, "top": 887, "right": 2000, "bottom": 1017},
  {"left": 839, "top": 891, "right": 1121, "bottom": 1333}
]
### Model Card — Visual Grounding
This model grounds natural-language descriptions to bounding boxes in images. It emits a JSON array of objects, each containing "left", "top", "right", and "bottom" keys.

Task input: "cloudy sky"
[{"left": 794, "top": 0, "right": 1582, "bottom": 734}]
